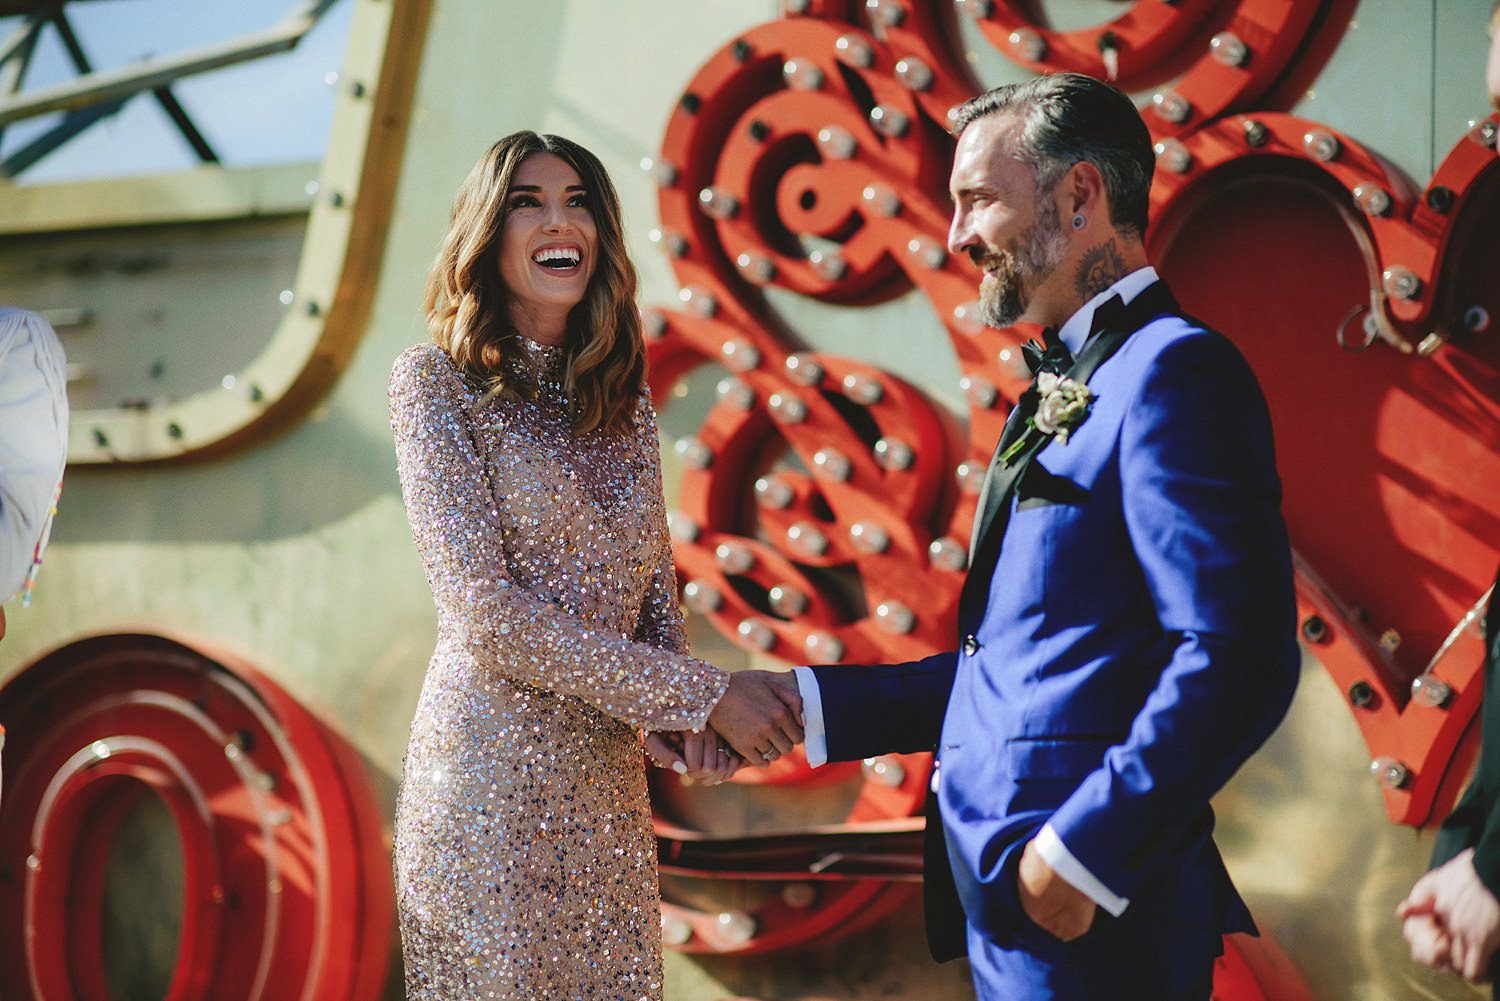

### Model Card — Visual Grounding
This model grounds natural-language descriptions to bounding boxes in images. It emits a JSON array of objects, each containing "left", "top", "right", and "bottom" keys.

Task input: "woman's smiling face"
[{"left": 499, "top": 151, "right": 597, "bottom": 343}]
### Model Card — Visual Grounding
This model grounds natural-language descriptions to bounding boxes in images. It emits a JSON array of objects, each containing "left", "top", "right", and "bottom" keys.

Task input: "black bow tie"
[
  {"left": 1020, "top": 294, "right": 1131, "bottom": 377},
  {"left": 1020, "top": 324, "right": 1073, "bottom": 377}
]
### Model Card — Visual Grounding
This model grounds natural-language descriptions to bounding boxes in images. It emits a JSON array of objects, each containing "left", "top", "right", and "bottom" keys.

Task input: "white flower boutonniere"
[
  {"left": 1031, "top": 372, "right": 1094, "bottom": 442},
  {"left": 999, "top": 372, "right": 1096, "bottom": 466}
]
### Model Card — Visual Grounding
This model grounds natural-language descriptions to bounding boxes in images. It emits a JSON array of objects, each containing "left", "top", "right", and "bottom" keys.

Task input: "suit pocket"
[
  {"left": 1006, "top": 736, "right": 1121, "bottom": 782},
  {"left": 1015, "top": 462, "right": 1089, "bottom": 510}
]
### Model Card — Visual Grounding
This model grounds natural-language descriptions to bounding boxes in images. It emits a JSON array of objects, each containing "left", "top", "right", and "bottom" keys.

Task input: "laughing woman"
[{"left": 387, "top": 132, "right": 789, "bottom": 998}]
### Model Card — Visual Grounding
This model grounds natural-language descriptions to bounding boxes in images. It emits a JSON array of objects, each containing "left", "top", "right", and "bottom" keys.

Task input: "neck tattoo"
[{"left": 1075, "top": 240, "right": 1127, "bottom": 302}]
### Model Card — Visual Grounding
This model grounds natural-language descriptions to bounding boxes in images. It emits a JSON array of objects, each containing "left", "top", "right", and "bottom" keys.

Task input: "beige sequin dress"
[{"left": 389, "top": 339, "right": 728, "bottom": 1000}]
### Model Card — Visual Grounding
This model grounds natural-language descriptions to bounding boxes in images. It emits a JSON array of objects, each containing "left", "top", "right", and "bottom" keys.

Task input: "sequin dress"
[{"left": 389, "top": 339, "right": 728, "bottom": 1000}]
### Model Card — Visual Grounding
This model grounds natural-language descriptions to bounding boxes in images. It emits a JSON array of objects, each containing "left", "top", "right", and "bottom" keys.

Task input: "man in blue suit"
[{"left": 780, "top": 73, "right": 1301, "bottom": 999}]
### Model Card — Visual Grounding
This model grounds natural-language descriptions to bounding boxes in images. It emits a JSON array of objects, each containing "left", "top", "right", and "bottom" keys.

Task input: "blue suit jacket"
[{"left": 814, "top": 284, "right": 1299, "bottom": 960}]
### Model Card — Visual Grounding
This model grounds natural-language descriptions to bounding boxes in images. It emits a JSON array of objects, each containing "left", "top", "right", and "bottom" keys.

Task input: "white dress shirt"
[
  {"left": 0, "top": 308, "right": 69, "bottom": 605},
  {"left": 792, "top": 267, "right": 1162, "bottom": 920}
]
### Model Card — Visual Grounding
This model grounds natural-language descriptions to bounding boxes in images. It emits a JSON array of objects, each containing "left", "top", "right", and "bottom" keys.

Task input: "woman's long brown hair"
[{"left": 423, "top": 131, "right": 646, "bottom": 435}]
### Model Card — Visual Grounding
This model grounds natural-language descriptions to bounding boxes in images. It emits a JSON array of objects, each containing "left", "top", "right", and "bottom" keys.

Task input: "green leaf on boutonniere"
[{"left": 997, "top": 374, "right": 1095, "bottom": 468}]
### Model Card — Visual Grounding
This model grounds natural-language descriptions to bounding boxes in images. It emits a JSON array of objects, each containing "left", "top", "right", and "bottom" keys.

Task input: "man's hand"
[
  {"left": 706, "top": 669, "right": 804, "bottom": 767},
  {"left": 1399, "top": 848, "right": 1500, "bottom": 981},
  {"left": 1017, "top": 838, "right": 1096, "bottom": 941}
]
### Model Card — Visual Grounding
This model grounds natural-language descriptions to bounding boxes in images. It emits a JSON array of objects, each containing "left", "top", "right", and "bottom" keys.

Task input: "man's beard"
[{"left": 976, "top": 198, "right": 1068, "bottom": 329}]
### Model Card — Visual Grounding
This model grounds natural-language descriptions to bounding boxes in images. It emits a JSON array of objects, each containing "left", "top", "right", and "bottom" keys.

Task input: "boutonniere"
[{"left": 999, "top": 372, "right": 1096, "bottom": 466}]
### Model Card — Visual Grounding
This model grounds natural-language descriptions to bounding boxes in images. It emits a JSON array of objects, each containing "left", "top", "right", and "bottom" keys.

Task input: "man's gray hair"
[{"left": 951, "top": 73, "right": 1154, "bottom": 238}]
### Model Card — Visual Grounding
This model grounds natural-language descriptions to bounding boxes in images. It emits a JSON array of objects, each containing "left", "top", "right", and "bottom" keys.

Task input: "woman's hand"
[{"left": 645, "top": 730, "right": 741, "bottom": 785}]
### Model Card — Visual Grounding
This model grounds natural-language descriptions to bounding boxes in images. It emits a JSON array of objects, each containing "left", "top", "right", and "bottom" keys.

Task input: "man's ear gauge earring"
[{"left": 1072, "top": 214, "right": 1087, "bottom": 230}]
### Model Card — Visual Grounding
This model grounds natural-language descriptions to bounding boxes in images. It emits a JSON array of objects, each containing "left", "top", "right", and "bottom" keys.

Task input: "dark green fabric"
[
  {"left": 1429, "top": 563, "right": 1500, "bottom": 980},
  {"left": 1431, "top": 563, "right": 1500, "bottom": 894}
]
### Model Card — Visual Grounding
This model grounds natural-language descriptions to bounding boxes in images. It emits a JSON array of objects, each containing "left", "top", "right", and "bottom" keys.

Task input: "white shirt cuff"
[
  {"left": 1034, "top": 823, "right": 1129, "bottom": 918},
  {"left": 791, "top": 666, "right": 828, "bottom": 767}
]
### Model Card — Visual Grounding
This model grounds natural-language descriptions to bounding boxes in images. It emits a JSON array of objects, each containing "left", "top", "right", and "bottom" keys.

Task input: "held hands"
[
  {"left": 706, "top": 669, "right": 804, "bottom": 767},
  {"left": 1017, "top": 838, "right": 1097, "bottom": 941},
  {"left": 646, "top": 669, "right": 805, "bottom": 784},
  {"left": 1399, "top": 848, "right": 1500, "bottom": 982},
  {"left": 645, "top": 730, "right": 740, "bottom": 785}
]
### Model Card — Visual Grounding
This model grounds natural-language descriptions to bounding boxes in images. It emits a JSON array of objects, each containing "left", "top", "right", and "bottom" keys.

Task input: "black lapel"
[{"left": 965, "top": 405, "right": 1036, "bottom": 557}]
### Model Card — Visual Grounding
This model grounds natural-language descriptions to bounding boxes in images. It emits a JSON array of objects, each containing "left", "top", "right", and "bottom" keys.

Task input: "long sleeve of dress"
[{"left": 389, "top": 344, "right": 726, "bottom": 731}]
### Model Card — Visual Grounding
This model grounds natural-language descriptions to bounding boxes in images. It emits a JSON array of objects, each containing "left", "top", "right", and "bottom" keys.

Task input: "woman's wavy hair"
[{"left": 424, "top": 131, "right": 646, "bottom": 435}]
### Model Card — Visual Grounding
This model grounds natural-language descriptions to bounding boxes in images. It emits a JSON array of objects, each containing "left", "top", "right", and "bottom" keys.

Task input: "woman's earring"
[{"left": 1071, "top": 214, "right": 1087, "bottom": 230}]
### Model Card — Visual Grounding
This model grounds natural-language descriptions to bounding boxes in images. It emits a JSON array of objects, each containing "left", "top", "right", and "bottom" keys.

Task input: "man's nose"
[{"left": 947, "top": 212, "right": 970, "bottom": 257}]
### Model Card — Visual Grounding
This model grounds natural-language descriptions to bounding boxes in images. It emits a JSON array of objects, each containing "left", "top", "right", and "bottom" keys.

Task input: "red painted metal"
[
  {"left": 1216, "top": 933, "right": 1319, "bottom": 1001},
  {"left": 970, "top": 0, "right": 1226, "bottom": 93},
  {"left": 0, "top": 633, "right": 392, "bottom": 1001},
  {"left": 1152, "top": 112, "right": 1500, "bottom": 826}
]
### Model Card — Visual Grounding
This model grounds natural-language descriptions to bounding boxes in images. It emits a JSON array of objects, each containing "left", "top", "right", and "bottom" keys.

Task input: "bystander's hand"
[{"left": 1399, "top": 848, "right": 1500, "bottom": 981}]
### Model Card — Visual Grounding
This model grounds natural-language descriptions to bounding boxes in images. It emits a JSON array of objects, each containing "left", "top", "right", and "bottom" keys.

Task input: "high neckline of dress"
[{"left": 515, "top": 335, "right": 567, "bottom": 396}]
